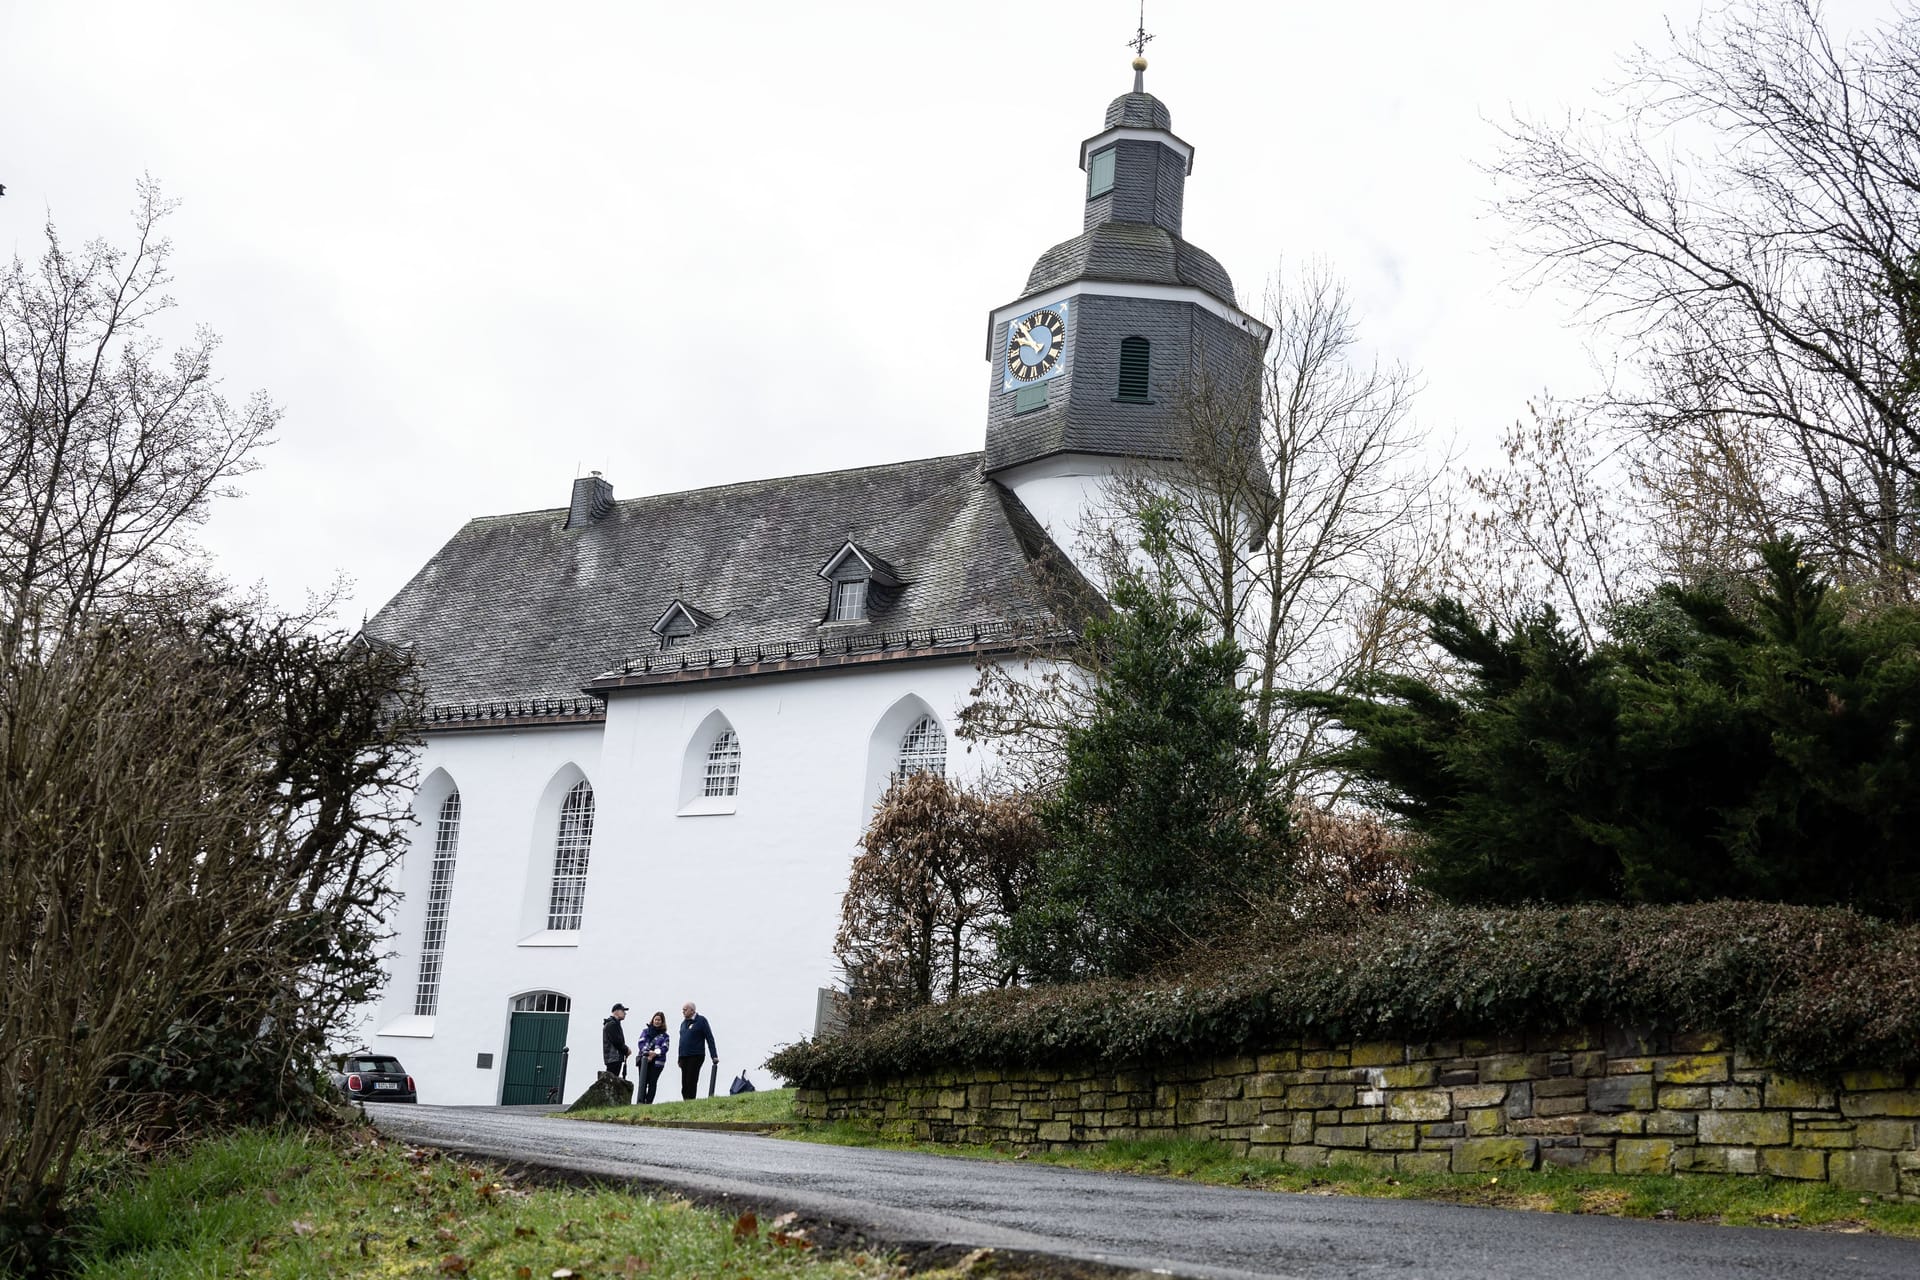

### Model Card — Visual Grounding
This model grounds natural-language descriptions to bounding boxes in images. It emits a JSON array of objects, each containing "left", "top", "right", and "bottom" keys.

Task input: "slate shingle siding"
[
  {"left": 1083, "top": 140, "right": 1185, "bottom": 236},
  {"left": 983, "top": 294, "right": 1262, "bottom": 473},
  {"left": 364, "top": 454, "right": 1081, "bottom": 709},
  {"left": 1024, "top": 222, "right": 1235, "bottom": 305},
  {"left": 1104, "top": 91, "right": 1172, "bottom": 130}
]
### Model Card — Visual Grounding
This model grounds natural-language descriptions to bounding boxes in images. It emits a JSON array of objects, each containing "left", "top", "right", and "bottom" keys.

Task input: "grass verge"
[
  {"left": 71, "top": 1124, "right": 897, "bottom": 1279},
  {"left": 569, "top": 1088, "right": 799, "bottom": 1127}
]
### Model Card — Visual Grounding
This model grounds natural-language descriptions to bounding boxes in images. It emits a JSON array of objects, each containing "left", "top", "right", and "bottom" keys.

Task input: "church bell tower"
[{"left": 982, "top": 48, "right": 1270, "bottom": 555}]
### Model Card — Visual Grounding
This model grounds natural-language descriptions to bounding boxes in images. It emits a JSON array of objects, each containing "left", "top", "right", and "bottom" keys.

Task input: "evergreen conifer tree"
[{"left": 1002, "top": 506, "right": 1286, "bottom": 981}]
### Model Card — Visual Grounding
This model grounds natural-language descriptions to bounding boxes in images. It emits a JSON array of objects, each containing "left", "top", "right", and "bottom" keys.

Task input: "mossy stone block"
[
  {"left": 1386, "top": 1090, "right": 1452, "bottom": 1122},
  {"left": 1697, "top": 1111, "right": 1790, "bottom": 1146},
  {"left": 1376, "top": 1064, "right": 1437, "bottom": 1089},
  {"left": 1613, "top": 1139, "right": 1677, "bottom": 1174},
  {"left": 1587, "top": 1075, "right": 1653, "bottom": 1113},
  {"left": 1854, "top": 1119, "right": 1917, "bottom": 1149},
  {"left": 1655, "top": 1054, "right": 1729, "bottom": 1085},
  {"left": 1350, "top": 1042, "right": 1405, "bottom": 1067},
  {"left": 1368, "top": 1123, "right": 1418, "bottom": 1150},
  {"left": 1395, "top": 1151, "right": 1453, "bottom": 1174},
  {"left": 1466, "top": 1108, "right": 1507, "bottom": 1136},
  {"left": 1452, "top": 1137, "right": 1537, "bottom": 1173},
  {"left": 1761, "top": 1147, "right": 1827, "bottom": 1180},
  {"left": 1765, "top": 1078, "right": 1834, "bottom": 1110},
  {"left": 1287, "top": 1083, "right": 1355, "bottom": 1109},
  {"left": 1831, "top": 1150, "right": 1898, "bottom": 1194},
  {"left": 1449, "top": 1084, "right": 1507, "bottom": 1109},
  {"left": 1840, "top": 1090, "right": 1920, "bottom": 1118}
]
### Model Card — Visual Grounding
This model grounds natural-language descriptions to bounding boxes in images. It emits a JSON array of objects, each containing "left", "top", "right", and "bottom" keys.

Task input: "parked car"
[{"left": 333, "top": 1052, "right": 417, "bottom": 1104}]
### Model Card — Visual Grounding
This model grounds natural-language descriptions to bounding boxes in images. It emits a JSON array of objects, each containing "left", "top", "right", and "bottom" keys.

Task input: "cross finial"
[
  {"left": 1129, "top": 1, "right": 1154, "bottom": 58},
  {"left": 1129, "top": 1, "right": 1153, "bottom": 92}
]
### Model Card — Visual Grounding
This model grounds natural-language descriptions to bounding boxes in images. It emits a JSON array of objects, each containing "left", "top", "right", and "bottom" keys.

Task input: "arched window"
[
  {"left": 703, "top": 728, "right": 742, "bottom": 797},
  {"left": 546, "top": 780, "right": 594, "bottom": 931},
  {"left": 511, "top": 991, "right": 571, "bottom": 1013},
  {"left": 413, "top": 791, "right": 462, "bottom": 1016},
  {"left": 897, "top": 715, "right": 947, "bottom": 779},
  {"left": 1116, "top": 336, "right": 1151, "bottom": 402}
]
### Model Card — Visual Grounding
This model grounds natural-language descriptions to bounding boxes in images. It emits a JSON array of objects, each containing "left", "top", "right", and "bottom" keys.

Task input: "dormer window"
[
  {"left": 817, "top": 541, "right": 905, "bottom": 626},
  {"left": 831, "top": 579, "right": 868, "bottom": 622},
  {"left": 651, "top": 599, "right": 718, "bottom": 652}
]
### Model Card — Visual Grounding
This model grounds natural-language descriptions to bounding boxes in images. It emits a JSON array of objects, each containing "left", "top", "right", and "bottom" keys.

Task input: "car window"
[{"left": 345, "top": 1057, "right": 403, "bottom": 1074}]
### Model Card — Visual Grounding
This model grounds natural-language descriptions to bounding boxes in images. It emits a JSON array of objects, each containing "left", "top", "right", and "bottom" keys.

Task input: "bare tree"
[
  {"left": 1493, "top": 0, "right": 1920, "bottom": 604},
  {"left": 1103, "top": 264, "right": 1448, "bottom": 800},
  {"left": 0, "top": 179, "right": 277, "bottom": 653},
  {"left": 835, "top": 773, "right": 1041, "bottom": 1027},
  {"left": 1454, "top": 399, "right": 1641, "bottom": 647}
]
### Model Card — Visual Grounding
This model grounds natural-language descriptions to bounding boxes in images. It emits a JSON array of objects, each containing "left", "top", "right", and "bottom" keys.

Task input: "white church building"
[{"left": 359, "top": 59, "right": 1268, "bottom": 1105}]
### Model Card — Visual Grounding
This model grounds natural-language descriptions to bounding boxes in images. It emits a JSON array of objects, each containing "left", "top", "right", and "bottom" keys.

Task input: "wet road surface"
[{"left": 369, "top": 1104, "right": 1920, "bottom": 1280}]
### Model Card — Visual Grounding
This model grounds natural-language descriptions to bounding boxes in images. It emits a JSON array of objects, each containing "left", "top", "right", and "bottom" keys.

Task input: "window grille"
[
  {"left": 831, "top": 578, "right": 868, "bottom": 621},
  {"left": 897, "top": 715, "right": 947, "bottom": 779},
  {"left": 412, "top": 791, "right": 462, "bottom": 1016},
  {"left": 546, "top": 780, "right": 594, "bottom": 931},
  {"left": 1116, "top": 336, "right": 1151, "bottom": 402},
  {"left": 512, "top": 991, "right": 571, "bottom": 1013},
  {"left": 1088, "top": 147, "right": 1116, "bottom": 197},
  {"left": 704, "top": 728, "right": 742, "bottom": 798}
]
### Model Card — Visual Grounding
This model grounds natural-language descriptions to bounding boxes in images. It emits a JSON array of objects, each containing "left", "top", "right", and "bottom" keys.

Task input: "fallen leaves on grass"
[{"left": 732, "top": 1211, "right": 758, "bottom": 1241}]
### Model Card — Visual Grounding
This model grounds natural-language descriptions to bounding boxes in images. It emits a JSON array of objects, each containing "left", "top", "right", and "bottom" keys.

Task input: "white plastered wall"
[{"left": 360, "top": 658, "right": 992, "bottom": 1105}]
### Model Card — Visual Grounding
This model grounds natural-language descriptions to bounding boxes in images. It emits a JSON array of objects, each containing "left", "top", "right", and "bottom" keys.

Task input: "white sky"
[{"left": 0, "top": 1, "right": 1898, "bottom": 624}]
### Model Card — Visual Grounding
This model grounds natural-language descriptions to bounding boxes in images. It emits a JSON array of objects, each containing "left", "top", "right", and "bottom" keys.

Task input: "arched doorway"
[{"left": 501, "top": 991, "right": 571, "bottom": 1104}]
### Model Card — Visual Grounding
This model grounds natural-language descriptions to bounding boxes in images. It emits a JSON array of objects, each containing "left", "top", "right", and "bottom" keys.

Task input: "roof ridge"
[{"left": 462, "top": 450, "right": 986, "bottom": 527}]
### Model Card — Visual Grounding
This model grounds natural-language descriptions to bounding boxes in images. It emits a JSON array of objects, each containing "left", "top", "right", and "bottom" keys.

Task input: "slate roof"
[
  {"left": 1025, "top": 221, "right": 1236, "bottom": 308},
  {"left": 364, "top": 452, "right": 1090, "bottom": 710},
  {"left": 1105, "top": 91, "right": 1172, "bottom": 130}
]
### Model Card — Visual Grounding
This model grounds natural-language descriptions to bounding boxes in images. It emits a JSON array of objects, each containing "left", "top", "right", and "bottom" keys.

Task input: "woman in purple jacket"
[{"left": 635, "top": 1011, "right": 672, "bottom": 1105}]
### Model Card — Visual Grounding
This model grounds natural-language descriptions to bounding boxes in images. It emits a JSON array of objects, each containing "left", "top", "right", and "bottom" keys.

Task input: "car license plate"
[{"left": 375, "top": 1082, "right": 399, "bottom": 1090}]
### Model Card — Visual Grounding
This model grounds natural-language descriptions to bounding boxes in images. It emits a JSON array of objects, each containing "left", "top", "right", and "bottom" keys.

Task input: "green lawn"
[
  {"left": 70, "top": 1126, "right": 904, "bottom": 1279},
  {"left": 569, "top": 1087, "right": 800, "bottom": 1126}
]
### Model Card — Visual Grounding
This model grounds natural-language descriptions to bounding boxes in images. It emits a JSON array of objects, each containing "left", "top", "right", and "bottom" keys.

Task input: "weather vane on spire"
[
  {"left": 1129, "top": 1, "right": 1153, "bottom": 92},
  {"left": 1129, "top": 1, "right": 1154, "bottom": 59}
]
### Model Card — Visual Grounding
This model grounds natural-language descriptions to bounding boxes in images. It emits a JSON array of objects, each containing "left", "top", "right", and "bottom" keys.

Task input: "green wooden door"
[{"left": 501, "top": 1011, "right": 569, "bottom": 1104}]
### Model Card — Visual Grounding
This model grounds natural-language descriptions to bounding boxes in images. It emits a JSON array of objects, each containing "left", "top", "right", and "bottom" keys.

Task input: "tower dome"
[{"left": 1104, "top": 91, "right": 1171, "bottom": 130}]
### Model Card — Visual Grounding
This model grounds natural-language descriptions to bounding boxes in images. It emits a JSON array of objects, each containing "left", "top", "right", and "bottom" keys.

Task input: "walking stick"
[{"left": 708, "top": 1059, "right": 718, "bottom": 1098}]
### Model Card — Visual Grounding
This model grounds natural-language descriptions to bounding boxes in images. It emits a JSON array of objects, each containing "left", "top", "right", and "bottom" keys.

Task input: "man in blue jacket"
[{"left": 677, "top": 1001, "right": 718, "bottom": 1100}]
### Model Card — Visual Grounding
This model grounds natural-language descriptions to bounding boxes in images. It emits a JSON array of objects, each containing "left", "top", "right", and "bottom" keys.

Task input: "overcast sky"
[{"left": 1, "top": 1, "right": 1898, "bottom": 624}]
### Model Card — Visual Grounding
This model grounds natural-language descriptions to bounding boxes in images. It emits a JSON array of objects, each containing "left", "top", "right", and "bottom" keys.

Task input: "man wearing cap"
[{"left": 602, "top": 1003, "right": 630, "bottom": 1078}]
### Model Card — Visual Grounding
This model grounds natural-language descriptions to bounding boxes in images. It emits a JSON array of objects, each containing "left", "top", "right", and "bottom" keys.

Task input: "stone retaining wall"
[{"left": 793, "top": 1028, "right": 1920, "bottom": 1198}]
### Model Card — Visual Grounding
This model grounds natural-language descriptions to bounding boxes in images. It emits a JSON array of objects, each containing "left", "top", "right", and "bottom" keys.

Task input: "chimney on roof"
[{"left": 565, "top": 471, "right": 614, "bottom": 529}]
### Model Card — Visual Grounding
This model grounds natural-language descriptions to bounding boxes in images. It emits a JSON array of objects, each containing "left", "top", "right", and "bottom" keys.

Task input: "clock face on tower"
[{"left": 1003, "top": 302, "right": 1070, "bottom": 389}]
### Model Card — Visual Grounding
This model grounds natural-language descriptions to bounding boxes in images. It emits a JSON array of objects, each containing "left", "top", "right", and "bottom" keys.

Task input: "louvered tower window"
[
  {"left": 412, "top": 791, "right": 462, "bottom": 1016},
  {"left": 546, "top": 781, "right": 594, "bottom": 931},
  {"left": 704, "top": 729, "right": 742, "bottom": 798},
  {"left": 1116, "top": 336, "right": 1151, "bottom": 402},
  {"left": 896, "top": 715, "right": 948, "bottom": 779}
]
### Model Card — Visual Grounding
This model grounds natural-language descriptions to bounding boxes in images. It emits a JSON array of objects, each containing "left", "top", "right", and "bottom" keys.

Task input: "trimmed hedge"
[{"left": 768, "top": 903, "right": 1920, "bottom": 1085}]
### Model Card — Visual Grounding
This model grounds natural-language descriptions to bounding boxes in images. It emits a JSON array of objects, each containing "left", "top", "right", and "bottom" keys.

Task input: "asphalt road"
[{"left": 369, "top": 1105, "right": 1920, "bottom": 1280}]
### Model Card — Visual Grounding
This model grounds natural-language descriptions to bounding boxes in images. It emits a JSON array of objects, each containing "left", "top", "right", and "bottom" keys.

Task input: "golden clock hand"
[{"left": 1018, "top": 334, "right": 1046, "bottom": 352}]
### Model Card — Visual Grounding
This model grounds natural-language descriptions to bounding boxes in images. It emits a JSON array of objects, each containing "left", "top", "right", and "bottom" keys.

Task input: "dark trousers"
[
  {"left": 679, "top": 1057, "right": 704, "bottom": 1101},
  {"left": 638, "top": 1058, "right": 665, "bottom": 1104}
]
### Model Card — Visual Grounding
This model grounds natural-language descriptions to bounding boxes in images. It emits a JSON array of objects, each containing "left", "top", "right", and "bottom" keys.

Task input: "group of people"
[{"left": 601, "top": 1001, "right": 718, "bottom": 1104}]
